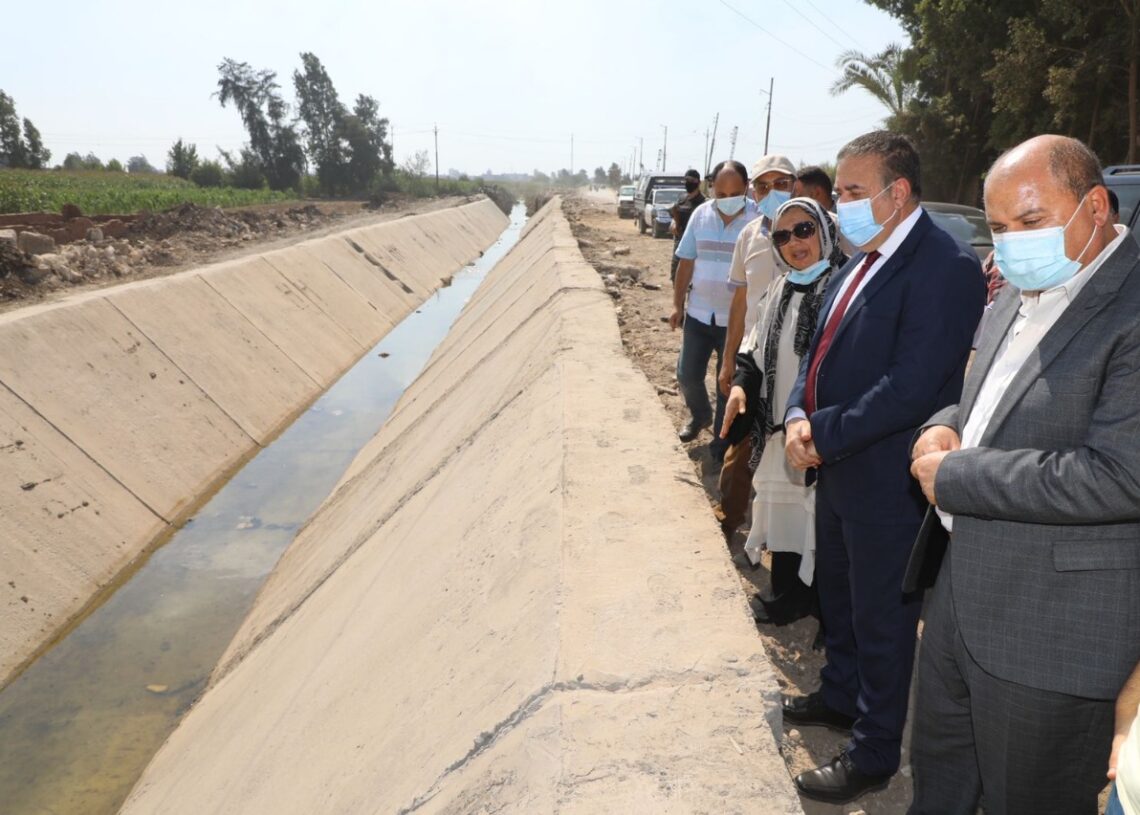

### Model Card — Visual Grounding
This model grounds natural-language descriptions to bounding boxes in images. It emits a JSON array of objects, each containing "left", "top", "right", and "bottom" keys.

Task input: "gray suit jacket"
[{"left": 923, "top": 231, "right": 1140, "bottom": 699}]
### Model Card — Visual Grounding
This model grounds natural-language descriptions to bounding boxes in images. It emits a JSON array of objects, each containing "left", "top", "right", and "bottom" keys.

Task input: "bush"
[{"left": 191, "top": 160, "right": 225, "bottom": 188}]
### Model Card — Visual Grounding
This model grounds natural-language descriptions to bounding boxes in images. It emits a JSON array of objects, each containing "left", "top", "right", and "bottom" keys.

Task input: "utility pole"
[
  {"left": 433, "top": 123, "right": 439, "bottom": 192},
  {"left": 728, "top": 125, "right": 739, "bottom": 160},
  {"left": 660, "top": 124, "right": 668, "bottom": 172},
  {"left": 704, "top": 127, "right": 710, "bottom": 175},
  {"left": 570, "top": 133, "right": 574, "bottom": 176},
  {"left": 707, "top": 113, "right": 719, "bottom": 176},
  {"left": 761, "top": 77, "right": 774, "bottom": 155},
  {"left": 638, "top": 137, "right": 643, "bottom": 178}
]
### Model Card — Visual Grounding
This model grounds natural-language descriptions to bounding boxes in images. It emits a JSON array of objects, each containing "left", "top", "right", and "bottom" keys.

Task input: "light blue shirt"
[{"left": 675, "top": 198, "right": 762, "bottom": 325}]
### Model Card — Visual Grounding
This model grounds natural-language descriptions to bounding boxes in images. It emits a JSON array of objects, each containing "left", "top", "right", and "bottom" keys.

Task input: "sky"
[{"left": 1, "top": 0, "right": 909, "bottom": 178}]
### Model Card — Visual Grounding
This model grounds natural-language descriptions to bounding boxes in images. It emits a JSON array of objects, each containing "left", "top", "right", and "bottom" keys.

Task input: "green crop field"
[{"left": 0, "top": 169, "right": 295, "bottom": 215}]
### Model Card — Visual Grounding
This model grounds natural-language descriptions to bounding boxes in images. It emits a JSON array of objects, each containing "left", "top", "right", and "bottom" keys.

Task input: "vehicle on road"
[
  {"left": 1104, "top": 165, "right": 1140, "bottom": 229},
  {"left": 617, "top": 184, "right": 637, "bottom": 219},
  {"left": 635, "top": 173, "right": 687, "bottom": 234},
  {"left": 643, "top": 187, "right": 686, "bottom": 238},
  {"left": 925, "top": 201, "right": 992, "bottom": 261}
]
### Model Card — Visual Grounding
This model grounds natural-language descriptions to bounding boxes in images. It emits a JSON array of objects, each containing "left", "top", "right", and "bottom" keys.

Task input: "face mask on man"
[
  {"left": 837, "top": 181, "right": 900, "bottom": 246},
  {"left": 685, "top": 179, "right": 700, "bottom": 193},
  {"left": 759, "top": 188, "right": 792, "bottom": 220},
  {"left": 716, "top": 195, "right": 747, "bottom": 216},
  {"left": 992, "top": 191, "right": 1098, "bottom": 291}
]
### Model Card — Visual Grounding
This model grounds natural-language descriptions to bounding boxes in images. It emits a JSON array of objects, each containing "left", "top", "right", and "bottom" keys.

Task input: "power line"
[
  {"left": 715, "top": 0, "right": 834, "bottom": 73},
  {"left": 777, "top": 0, "right": 861, "bottom": 54},
  {"left": 801, "top": 0, "right": 869, "bottom": 52}
]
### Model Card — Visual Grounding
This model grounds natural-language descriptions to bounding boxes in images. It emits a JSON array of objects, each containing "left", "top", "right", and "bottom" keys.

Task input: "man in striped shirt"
[{"left": 671, "top": 160, "right": 761, "bottom": 461}]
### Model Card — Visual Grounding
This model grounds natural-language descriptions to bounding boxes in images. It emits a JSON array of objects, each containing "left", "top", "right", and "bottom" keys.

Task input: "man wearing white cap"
[{"left": 715, "top": 155, "right": 800, "bottom": 557}]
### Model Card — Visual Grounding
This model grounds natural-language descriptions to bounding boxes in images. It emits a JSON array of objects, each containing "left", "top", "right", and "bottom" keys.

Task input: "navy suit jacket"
[{"left": 786, "top": 209, "right": 986, "bottom": 524}]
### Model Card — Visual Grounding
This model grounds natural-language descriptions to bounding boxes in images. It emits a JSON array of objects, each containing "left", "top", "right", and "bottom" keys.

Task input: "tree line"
[{"left": 845, "top": 0, "right": 1140, "bottom": 203}]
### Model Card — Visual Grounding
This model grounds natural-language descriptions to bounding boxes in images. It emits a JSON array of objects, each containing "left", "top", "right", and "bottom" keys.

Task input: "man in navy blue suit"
[{"left": 780, "top": 131, "right": 986, "bottom": 803}]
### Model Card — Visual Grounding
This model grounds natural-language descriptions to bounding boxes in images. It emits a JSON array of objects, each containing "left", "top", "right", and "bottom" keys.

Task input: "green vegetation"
[
  {"left": 0, "top": 168, "right": 291, "bottom": 215},
  {"left": 858, "top": 0, "right": 1140, "bottom": 202}
]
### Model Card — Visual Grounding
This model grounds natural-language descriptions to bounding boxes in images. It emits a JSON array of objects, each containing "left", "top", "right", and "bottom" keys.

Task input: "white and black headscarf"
[{"left": 747, "top": 196, "right": 847, "bottom": 470}]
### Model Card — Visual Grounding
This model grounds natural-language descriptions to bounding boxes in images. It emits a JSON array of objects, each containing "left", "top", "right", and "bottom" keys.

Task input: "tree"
[
  {"left": 167, "top": 138, "right": 199, "bottom": 179},
  {"left": 293, "top": 52, "right": 349, "bottom": 193},
  {"left": 106, "top": 158, "right": 124, "bottom": 173},
  {"left": 0, "top": 91, "right": 26, "bottom": 168},
  {"left": 831, "top": 44, "right": 915, "bottom": 123},
  {"left": 191, "top": 159, "right": 225, "bottom": 188},
  {"left": 573, "top": 169, "right": 589, "bottom": 186},
  {"left": 342, "top": 94, "right": 394, "bottom": 193},
  {"left": 127, "top": 155, "right": 158, "bottom": 174},
  {"left": 607, "top": 162, "right": 622, "bottom": 187},
  {"left": 218, "top": 147, "right": 266, "bottom": 189},
  {"left": 593, "top": 166, "right": 607, "bottom": 185},
  {"left": 215, "top": 58, "right": 305, "bottom": 191},
  {"left": 22, "top": 119, "right": 48, "bottom": 168}
]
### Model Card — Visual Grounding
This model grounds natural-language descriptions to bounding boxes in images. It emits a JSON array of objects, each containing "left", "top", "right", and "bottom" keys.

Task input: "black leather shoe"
[
  {"left": 781, "top": 691, "right": 856, "bottom": 732},
  {"left": 678, "top": 418, "right": 710, "bottom": 442},
  {"left": 750, "top": 593, "right": 814, "bottom": 626},
  {"left": 794, "top": 751, "right": 891, "bottom": 804}
]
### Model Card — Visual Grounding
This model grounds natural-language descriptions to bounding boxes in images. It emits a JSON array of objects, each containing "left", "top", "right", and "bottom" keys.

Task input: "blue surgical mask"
[
  {"left": 759, "top": 189, "right": 791, "bottom": 220},
  {"left": 993, "top": 193, "right": 1096, "bottom": 291},
  {"left": 837, "top": 182, "right": 899, "bottom": 247},
  {"left": 716, "top": 195, "right": 747, "bottom": 216},
  {"left": 787, "top": 259, "right": 830, "bottom": 285}
]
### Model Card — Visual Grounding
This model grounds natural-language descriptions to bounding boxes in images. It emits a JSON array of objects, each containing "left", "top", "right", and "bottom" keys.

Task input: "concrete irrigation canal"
[{"left": 0, "top": 196, "right": 800, "bottom": 814}]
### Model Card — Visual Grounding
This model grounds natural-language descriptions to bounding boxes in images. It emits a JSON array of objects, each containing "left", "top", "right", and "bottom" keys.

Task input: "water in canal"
[{"left": 0, "top": 202, "right": 528, "bottom": 815}]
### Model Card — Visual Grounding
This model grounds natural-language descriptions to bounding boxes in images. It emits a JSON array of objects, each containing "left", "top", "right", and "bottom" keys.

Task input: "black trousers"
[{"left": 909, "top": 557, "right": 1114, "bottom": 815}]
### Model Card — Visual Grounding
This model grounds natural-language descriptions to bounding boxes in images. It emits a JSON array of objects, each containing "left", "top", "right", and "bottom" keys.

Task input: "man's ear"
[
  {"left": 892, "top": 177, "right": 913, "bottom": 207},
  {"left": 1087, "top": 185, "right": 1111, "bottom": 227}
]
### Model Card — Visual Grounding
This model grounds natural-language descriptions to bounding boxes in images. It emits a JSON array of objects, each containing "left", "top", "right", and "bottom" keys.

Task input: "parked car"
[
  {"left": 1104, "top": 165, "right": 1140, "bottom": 229},
  {"left": 634, "top": 173, "right": 688, "bottom": 234},
  {"left": 617, "top": 184, "right": 637, "bottom": 219},
  {"left": 643, "top": 187, "right": 686, "bottom": 238},
  {"left": 925, "top": 201, "right": 992, "bottom": 261}
]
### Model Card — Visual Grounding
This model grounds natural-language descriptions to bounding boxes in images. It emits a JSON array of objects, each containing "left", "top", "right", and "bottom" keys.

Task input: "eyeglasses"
[
  {"left": 771, "top": 220, "right": 818, "bottom": 247},
  {"left": 752, "top": 176, "right": 794, "bottom": 195}
]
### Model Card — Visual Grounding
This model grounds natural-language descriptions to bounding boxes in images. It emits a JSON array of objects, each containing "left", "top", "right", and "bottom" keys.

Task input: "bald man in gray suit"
[{"left": 907, "top": 135, "right": 1140, "bottom": 814}]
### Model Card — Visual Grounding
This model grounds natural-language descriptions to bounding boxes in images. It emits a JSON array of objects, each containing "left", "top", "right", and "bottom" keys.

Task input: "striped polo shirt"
[{"left": 675, "top": 198, "right": 762, "bottom": 325}]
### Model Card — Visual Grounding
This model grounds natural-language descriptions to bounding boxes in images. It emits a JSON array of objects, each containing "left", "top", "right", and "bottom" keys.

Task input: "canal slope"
[
  {"left": 119, "top": 197, "right": 802, "bottom": 814},
  {"left": 0, "top": 197, "right": 509, "bottom": 688}
]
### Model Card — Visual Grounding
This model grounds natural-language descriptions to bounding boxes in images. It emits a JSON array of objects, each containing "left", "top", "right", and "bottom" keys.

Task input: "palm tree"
[{"left": 830, "top": 44, "right": 916, "bottom": 119}]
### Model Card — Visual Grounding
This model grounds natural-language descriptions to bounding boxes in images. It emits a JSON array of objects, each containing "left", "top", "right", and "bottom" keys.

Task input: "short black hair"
[
  {"left": 1109, "top": 188, "right": 1120, "bottom": 215},
  {"left": 796, "top": 165, "right": 833, "bottom": 198},
  {"left": 711, "top": 159, "right": 749, "bottom": 187},
  {"left": 1046, "top": 138, "right": 1103, "bottom": 201},
  {"left": 684, "top": 168, "right": 701, "bottom": 180},
  {"left": 837, "top": 130, "right": 922, "bottom": 198}
]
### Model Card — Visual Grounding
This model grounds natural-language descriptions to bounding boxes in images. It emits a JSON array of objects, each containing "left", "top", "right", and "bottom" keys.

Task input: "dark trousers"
[
  {"left": 671, "top": 239, "right": 681, "bottom": 282},
  {"left": 676, "top": 313, "right": 727, "bottom": 458},
  {"left": 815, "top": 477, "right": 923, "bottom": 776},
  {"left": 909, "top": 558, "right": 1114, "bottom": 815}
]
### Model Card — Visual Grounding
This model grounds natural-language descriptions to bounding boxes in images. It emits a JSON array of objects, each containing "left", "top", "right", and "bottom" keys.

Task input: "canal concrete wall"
[
  {"left": 119, "top": 198, "right": 803, "bottom": 814},
  {"left": 0, "top": 198, "right": 509, "bottom": 688}
]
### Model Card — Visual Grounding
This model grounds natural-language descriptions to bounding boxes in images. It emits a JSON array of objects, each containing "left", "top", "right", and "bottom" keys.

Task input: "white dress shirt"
[
  {"left": 785, "top": 205, "right": 924, "bottom": 424},
  {"left": 937, "top": 223, "right": 1129, "bottom": 532}
]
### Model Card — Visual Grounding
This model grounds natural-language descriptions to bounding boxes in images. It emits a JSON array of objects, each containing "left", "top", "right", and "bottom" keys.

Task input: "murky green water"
[{"left": 0, "top": 203, "right": 527, "bottom": 815}]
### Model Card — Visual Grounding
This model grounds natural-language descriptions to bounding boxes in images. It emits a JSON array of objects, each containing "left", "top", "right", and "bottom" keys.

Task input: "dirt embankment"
[
  {"left": 0, "top": 195, "right": 481, "bottom": 313},
  {"left": 562, "top": 191, "right": 915, "bottom": 815}
]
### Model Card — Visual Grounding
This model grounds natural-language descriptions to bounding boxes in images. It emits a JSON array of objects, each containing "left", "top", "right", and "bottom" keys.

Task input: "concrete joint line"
[
  {"left": 198, "top": 276, "right": 324, "bottom": 390},
  {"left": 262, "top": 261, "right": 367, "bottom": 353},
  {"left": 106, "top": 300, "right": 260, "bottom": 449},
  {"left": 394, "top": 672, "right": 725, "bottom": 815},
  {"left": 0, "top": 376, "right": 168, "bottom": 524}
]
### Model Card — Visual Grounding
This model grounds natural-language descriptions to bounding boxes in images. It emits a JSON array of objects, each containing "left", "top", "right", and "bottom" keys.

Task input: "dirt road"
[{"left": 564, "top": 190, "right": 914, "bottom": 815}]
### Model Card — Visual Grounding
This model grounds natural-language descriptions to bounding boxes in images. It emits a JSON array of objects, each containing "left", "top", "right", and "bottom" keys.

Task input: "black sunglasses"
[{"left": 771, "top": 220, "right": 818, "bottom": 247}]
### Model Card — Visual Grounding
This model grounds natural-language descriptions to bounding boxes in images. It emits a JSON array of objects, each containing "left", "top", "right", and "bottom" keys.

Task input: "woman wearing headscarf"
[{"left": 719, "top": 196, "right": 847, "bottom": 624}]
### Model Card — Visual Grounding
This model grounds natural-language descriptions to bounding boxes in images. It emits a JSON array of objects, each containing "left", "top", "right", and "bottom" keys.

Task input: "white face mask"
[{"left": 716, "top": 195, "right": 747, "bottom": 216}]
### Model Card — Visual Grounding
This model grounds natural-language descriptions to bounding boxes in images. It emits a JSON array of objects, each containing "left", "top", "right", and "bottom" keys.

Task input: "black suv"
[{"left": 1103, "top": 165, "right": 1140, "bottom": 228}]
